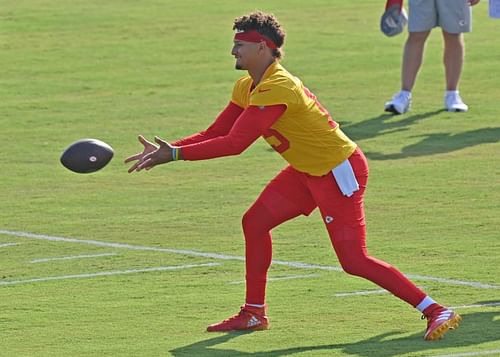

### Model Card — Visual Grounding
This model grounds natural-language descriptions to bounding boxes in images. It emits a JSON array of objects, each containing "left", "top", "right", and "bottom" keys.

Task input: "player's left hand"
[{"left": 125, "top": 135, "right": 173, "bottom": 173}]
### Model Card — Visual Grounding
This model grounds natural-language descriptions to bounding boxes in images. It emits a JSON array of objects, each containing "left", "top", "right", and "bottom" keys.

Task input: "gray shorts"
[{"left": 408, "top": 0, "right": 472, "bottom": 33}]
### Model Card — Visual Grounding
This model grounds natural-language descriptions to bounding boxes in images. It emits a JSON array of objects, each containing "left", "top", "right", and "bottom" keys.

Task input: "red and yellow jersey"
[{"left": 231, "top": 61, "right": 356, "bottom": 176}]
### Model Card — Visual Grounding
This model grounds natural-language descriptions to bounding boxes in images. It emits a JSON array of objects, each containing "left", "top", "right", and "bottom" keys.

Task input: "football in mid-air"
[{"left": 60, "top": 138, "right": 114, "bottom": 174}]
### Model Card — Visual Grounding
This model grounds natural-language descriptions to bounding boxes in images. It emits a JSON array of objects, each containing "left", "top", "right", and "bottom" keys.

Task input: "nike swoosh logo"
[{"left": 258, "top": 88, "right": 271, "bottom": 93}]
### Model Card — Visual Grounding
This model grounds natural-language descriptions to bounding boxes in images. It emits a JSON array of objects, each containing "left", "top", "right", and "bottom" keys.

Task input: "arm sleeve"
[
  {"left": 171, "top": 102, "right": 244, "bottom": 146},
  {"left": 180, "top": 104, "right": 286, "bottom": 161}
]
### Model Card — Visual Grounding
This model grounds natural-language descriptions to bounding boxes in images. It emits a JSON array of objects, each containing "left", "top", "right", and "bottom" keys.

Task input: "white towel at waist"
[{"left": 331, "top": 159, "right": 359, "bottom": 197}]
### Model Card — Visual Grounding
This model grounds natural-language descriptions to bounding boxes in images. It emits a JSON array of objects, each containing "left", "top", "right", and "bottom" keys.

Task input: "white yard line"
[
  {"left": 273, "top": 259, "right": 343, "bottom": 272},
  {"left": 335, "top": 286, "right": 427, "bottom": 297},
  {"left": 30, "top": 253, "right": 118, "bottom": 263},
  {"left": 449, "top": 302, "right": 500, "bottom": 309},
  {"left": 403, "top": 273, "right": 498, "bottom": 290},
  {"left": 335, "top": 289, "right": 392, "bottom": 297},
  {"left": 0, "top": 229, "right": 245, "bottom": 260},
  {"left": 1, "top": 229, "right": 499, "bottom": 290},
  {"left": 229, "top": 273, "right": 321, "bottom": 284},
  {"left": 0, "top": 263, "right": 220, "bottom": 286},
  {"left": 0, "top": 243, "right": 19, "bottom": 248},
  {"left": 430, "top": 349, "right": 500, "bottom": 357}
]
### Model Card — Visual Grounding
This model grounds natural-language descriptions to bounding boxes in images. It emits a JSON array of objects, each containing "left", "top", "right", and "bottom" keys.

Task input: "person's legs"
[
  {"left": 442, "top": 30, "right": 468, "bottom": 111},
  {"left": 309, "top": 149, "right": 427, "bottom": 306},
  {"left": 242, "top": 166, "right": 316, "bottom": 305},
  {"left": 385, "top": 0, "right": 435, "bottom": 114},
  {"left": 385, "top": 32, "right": 430, "bottom": 114},
  {"left": 442, "top": 30, "right": 464, "bottom": 91},
  {"left": 437, "top": 0, "right": 471, "bottom": 111},
  {"left": 309, "top": 148, "right": 460, "bottom": 340},
  {"left": 207, "top": 166, "right": 316, "bottom": 332},
  {"left": 402, "top": 31, "right": 431, "bottom": 91},
  {"left": 242, "top": 197, "right": 305, "bottom": 305},
  {"left": 333, "top": 239, "right": 427, "bottom": 306}
]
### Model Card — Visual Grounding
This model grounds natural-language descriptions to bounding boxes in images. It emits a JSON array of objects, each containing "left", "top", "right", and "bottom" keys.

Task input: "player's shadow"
[
  {"left": 340, "top": 110, "right": 445, "bottom": 142},
  {"left": 340, "top": 111, "right": 500, "bottom": 161},
  {"left": 169, "top": 310, "right": 499, "bottom": 357},
  {"left": 364, "top": 127, "right": 500, "bottom": 160}
]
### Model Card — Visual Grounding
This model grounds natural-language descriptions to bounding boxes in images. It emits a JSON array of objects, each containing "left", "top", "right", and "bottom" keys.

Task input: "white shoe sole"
[
  {"left": 385, "top": 104, "right": 408, "bottom": 114},
  {"left": 446, "top": 107, "right": 468, "bottom": 112}
]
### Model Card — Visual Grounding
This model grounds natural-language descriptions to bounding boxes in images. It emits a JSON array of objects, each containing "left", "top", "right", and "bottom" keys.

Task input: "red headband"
[{"left": 234, "top": 30, "right": 278, "bottom": 49}]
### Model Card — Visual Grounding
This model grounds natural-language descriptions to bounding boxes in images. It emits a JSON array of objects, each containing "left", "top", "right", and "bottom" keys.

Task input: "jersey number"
[
  {"left": 262, "top": 87, "right": 334, "bottom": 154},
  {"left": 263, "top": 128, "right": 290, "bottom": 154}
]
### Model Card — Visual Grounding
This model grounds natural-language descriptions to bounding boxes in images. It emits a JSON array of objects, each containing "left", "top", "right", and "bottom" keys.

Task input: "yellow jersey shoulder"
[
  {"left": 231, "top": 76, "right": 253, "bottom": 108},
  {"left": 251, "top": 67, "right": 300, "bottom": 108},
  {"left": 231, "top": 63, "right": 301, "bottom": 109}
]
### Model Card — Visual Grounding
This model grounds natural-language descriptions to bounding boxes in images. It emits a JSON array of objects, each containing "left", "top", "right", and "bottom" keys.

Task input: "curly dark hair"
[{"left": 233, "top": 11, "right": 286, "bottom": 59}]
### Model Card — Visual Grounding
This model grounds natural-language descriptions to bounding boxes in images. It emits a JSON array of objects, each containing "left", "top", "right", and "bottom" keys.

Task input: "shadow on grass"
[
  {"left": 365, "top": 127, "right": 500, "bottom": 161},
  {"left": 340, "top": 110, "right": 500, "bottom": 161},
  {"left": 170, "top": 310, "right": 500, "bottom": 357},
  {"left": 341, "top": 110, "right": 445, "bottom": 142}
]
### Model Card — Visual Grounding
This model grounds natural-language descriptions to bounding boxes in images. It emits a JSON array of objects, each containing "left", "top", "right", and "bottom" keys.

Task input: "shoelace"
[
  {"left": 421, "top": 309, "right": 449, "bottom": 323},
  {"left": 395, "top": 92, "right": 410, "bottom": 102},
  {"left": 222, "top": 308, "right": 252, "bottom": 323},
  {"left": 421, "top": 314, "right": 431, "bottom": 322}
]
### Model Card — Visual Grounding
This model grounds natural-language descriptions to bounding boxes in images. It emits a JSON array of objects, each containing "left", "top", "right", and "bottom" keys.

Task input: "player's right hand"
[{"left": 124, "top": 135, "right": 158, "bottom": 173}]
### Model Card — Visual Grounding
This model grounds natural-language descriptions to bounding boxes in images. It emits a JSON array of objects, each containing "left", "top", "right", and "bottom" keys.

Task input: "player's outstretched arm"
[
  {"left": 180, "top": 105, "right": 286, "bottom": 161},
  {"left": 171, "top": 102, "right": 244, "bottom": 146},
  {"left": 125, "top": 135, "right": 175, "bottom": 173}
]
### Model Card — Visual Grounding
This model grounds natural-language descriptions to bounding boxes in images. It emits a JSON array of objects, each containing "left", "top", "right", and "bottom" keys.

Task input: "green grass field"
[{"left": 1, "top": 1, "right": 499, "bottom": 356}]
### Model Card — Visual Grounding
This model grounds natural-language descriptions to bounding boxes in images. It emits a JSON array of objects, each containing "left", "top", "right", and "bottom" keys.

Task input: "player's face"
[{"left": 231, "top": 40, "right": 261, "bottom": 70}]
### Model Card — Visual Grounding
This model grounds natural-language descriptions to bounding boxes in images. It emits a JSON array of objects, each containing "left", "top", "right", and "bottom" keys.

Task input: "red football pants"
[{"left": 242, "top": 147, "right": 426, "bottom": 306}]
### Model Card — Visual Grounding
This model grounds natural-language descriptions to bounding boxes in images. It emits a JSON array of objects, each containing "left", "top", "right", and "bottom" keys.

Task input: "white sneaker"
[
  {"left": 445, "top": 91, "right": 468, "bottom": 112},
  {"left": 385, "top": 91, "right": 411, "bottom": 114}
]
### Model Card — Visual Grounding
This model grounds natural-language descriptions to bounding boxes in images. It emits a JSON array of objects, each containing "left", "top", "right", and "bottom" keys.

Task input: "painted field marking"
[
  {"left": 335, "top": 294, "right": 500, "bottom": 311},
  {"left": 30, "top": 253, "right": 118, "bottom": 263},
  {"left": 1, "top": 229, "right": 499, "bottom": 290},
  {"left": 0, "top": 263, "right": 220, "bottom": 286},
  {"left": 335, "top": 286, "right": 427, "bottom": 297},
  {"left": 335, "top": 289, "right": 392, "bottom": 297},
  {"left": 430, "top": 349, "right": 500, "bottom": 357},
  {"left": 229, "top": 273, "right": 321, "bottom": 284},
  {"left": 0, "top": 229, "right": 245, "bottom": 260},
  {"left": 0, "top": 243, "right": 19, "bottom": 248},
  {"left": 402, "top": 273, "right": 498, "bottom": 290},
  {"left": 449, "top": 302, "right": 500, "bottom": 309}
]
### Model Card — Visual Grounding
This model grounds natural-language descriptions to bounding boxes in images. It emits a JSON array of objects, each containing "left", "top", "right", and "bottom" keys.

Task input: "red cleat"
[
  {"left": 207, "top": 305, "right": 270, "bottom": 332},
  {"left": 423, "top": 308, "right": 461, "bottom": 341}
]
